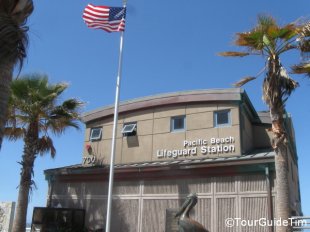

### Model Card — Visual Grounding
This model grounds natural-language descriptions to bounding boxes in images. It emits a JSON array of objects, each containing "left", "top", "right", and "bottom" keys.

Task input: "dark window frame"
[
  {"left": 122, "top": 122, "right": 137, "bottom": 136},
  {"left": 214, "top": 109, "right": 231, "bottom": 127},
  {"left": 89, "top": 127, "right": 102, "bottom": 141},
  {"left": 171, "top": 115, "right": 186, "bottom": 132}
]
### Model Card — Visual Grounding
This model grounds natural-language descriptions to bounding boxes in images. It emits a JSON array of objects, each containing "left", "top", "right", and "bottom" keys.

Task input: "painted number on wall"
[{"left": 83, "top": 156, "right": 96, "bottom": 165}]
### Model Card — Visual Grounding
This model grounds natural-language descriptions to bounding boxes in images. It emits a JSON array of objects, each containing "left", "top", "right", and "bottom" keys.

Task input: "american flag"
[{"left": 82, "top": 4, "right": 126, "bottom": 33}]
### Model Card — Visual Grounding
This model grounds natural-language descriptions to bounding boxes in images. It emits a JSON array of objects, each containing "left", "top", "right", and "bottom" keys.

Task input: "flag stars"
[{"left": 110, "top": 7, "right": 126, "bottom": 21}]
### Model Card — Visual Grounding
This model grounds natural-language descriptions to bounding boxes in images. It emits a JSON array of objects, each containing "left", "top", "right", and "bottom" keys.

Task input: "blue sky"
[{"left": 0, "top": 0, "right": 309, "bottom": 223}]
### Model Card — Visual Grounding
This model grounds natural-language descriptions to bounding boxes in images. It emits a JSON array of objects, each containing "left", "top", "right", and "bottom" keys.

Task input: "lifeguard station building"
[{"left": 44, "top": 89, "right": 302, "bottom": 232}]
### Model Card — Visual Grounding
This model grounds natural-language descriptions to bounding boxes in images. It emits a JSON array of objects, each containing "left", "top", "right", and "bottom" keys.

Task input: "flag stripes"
[{"left": 83, "top": 4, "right": 126, "bottom": 33}]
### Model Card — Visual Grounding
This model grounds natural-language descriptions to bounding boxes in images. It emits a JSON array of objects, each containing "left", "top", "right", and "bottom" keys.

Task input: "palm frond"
[
  {"left": 29, "top": 180, "right": 37, "bottom": 197},
  {"left": 37, "top": 135, "right": 56, "bottom": 158},
  {"left": 4, "top": 127, "right": 25, "bottom": 140},
  {"left": 0, "top": 0, "right": 33, "bottom": 71},
  {"left": 257, "top": 14, "right": 277, "bottom": 31},
  {"left": 298, "top": 20, "right": 310, "bottom": 37},
  {"left": 0, "top": 15, "right": 28, "bottom": 69},
  {"left": 237, "top": 15, "right": 301, "bottom": 55},
  {"left": 277, "top": 43, "right": 297, "bottom": 55},
  {"left": 52, "top": 82, "right": 68, "bottom": 97},
  {"left": 291, "top": 63, "right": 310, "bottom": 76},
  {"left": 277, "top": 24, "right": 298, "bottom": 40},
  {"left": 233, "top": 76, "right": 257, "bottom": 87},
  {"left": 66, "top": 121, "right": 80, "bottom": 129},
  {"left": 280, "top": 67, "right": 299, "bottom": 96},
  {"left": 10, "top": 74, "right": 71, "bottom": 112},
  {"left": 12, "top": 0, "right": 34, "bottom": 25},
  {"left": 294, "top": 20, "right": 310, "bottom": 60},
  {"left": 263, "top": 65, "right": 299, "bottom": 108},
  {"left": 266, "top": 25, "right": 281, "bottom": 40},
  {"left": 8, "top": 74, "right": 83, "bottom": 165},
  {"left": 45, "top": 98, "right": 83, "bottom": 134},
  {"left": 280, "top": 67, "right": 299, "bottom": 92},
  {"left": 218, "top": 51, "right": 250, "bottom": 57},
  {"left": 235, "top": 32, "right": 264, "bottom": 50},
  {"left": 62, "top": 98, "right": 84, "bottom": 111},
  {"left": 47, "top": 118, "right": 80, "bottom": 136},
  {"left": 299, "top": 39, "right": 310, "bottom": 54}
]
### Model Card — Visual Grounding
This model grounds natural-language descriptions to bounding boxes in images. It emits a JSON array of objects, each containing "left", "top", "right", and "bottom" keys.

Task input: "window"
[
  {"left": 214, "top": 110, "right": 231, "bottom": 127},
  {"left": 122, "top": 122, "right": 137, "bottom": 136},
  {"left": 171, "top": 115, "right": 186, "bottom": 132},
  {"left": 89, "top": 127, "right": 102, "bottom": 141}
]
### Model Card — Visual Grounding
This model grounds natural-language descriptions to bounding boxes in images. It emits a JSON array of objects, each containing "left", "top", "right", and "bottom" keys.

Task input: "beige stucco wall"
[
  {"left": 83, "top": 103, "right": 245, "bottom": 165},
  {"left": 240, "top": 109, "right": 253, "bottom": 154}
]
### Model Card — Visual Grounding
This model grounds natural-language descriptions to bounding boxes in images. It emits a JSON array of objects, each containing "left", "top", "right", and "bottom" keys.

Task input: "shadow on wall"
[
  {"left": 50, "top": 182, "right": 131, "bottom": 231},
  {"left": 126, "top": 135, "right": 139, "bottom": 148}
]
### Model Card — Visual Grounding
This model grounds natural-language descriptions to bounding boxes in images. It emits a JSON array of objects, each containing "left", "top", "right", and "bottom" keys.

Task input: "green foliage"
[
  {"left": 219, "top": 14, "right": 310, "bottom": 108},
  {"left": 5, "top": 73, "right": 84, "bottom": 157}
]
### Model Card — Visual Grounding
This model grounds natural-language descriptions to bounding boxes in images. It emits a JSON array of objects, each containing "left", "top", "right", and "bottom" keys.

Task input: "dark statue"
[{"left": 175, "top": 193, "right": 209, "bottom": 232}]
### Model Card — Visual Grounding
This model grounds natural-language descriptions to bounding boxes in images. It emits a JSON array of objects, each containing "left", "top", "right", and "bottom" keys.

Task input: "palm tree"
[
  {"left": 5, "top": 74, "right": 83, "bottom": 232},
  {"left": 0, "top": 0, "right": 33, "bottom": 150},
  {"left": 219, "top": 15, "right": 310, "bottom": 232}
]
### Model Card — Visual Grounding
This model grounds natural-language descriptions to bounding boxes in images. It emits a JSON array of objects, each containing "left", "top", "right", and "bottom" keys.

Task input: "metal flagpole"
[{"left": 105, "top": 1, "right": 127, "bottom": 231}]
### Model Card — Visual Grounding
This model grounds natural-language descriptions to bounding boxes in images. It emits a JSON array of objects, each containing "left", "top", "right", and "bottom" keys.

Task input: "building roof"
[
  {"left": 257, "top": 111, "right": 272, "bottom": 124},
  {"left": 114, "top": 150, "right": 274, "bottom": 169},
  {"left": 45, "top": 150, "right": 275, "bottom": 177},
  {"left": 82, "top": 88, "right": 259, "bottom": 123}
]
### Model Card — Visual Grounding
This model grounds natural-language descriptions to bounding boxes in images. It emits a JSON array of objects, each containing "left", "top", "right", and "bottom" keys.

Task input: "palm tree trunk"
[
  {"left": 270, "top": 109, "right": 291, "bottom": 232},
  {"left": 275, "top": 144, "right": 291, "bottom": 232},
  {"left": 13, "top": 170, "right": 32, "bottom": 232},
  {"left": 12, "top": 130, "right": 37, "bottom": 232},
  {"left": 0, "top": 64, "right": 13, "bottom": 150},
  {"left": 265, "top": 57, "right": 292, "bottom": 232}
]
